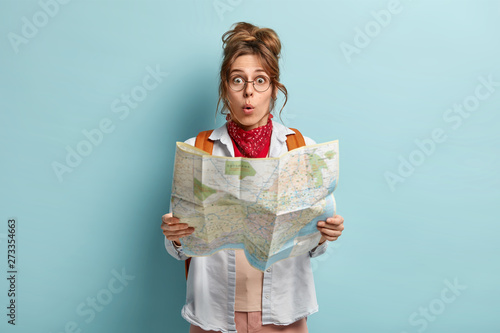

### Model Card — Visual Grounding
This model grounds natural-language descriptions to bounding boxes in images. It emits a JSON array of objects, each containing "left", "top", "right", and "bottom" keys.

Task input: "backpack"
[{"left": 184, "top": 127, "right": 306, "bottom": 279}]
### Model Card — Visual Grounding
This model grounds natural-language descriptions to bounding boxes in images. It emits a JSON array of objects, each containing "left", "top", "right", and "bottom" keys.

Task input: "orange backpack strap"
[
  {"left": 184, "top": 130, "right": 215, "bottom": 280},
  {"left": 195, "top": 130, "right": 215, "bottom": 154},
  {"left": 286, "top": 128, "right": 306, "bottom": 151}
]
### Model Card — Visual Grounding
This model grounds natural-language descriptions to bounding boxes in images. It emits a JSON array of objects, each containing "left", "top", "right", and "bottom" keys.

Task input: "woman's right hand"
[{"left": 161, "top": 213, "right": 195, "bottom": 246}]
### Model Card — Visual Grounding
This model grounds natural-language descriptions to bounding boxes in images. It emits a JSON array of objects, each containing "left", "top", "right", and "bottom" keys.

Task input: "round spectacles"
[{"left": 228, "top": 75, "right": 272, "bottom": 92}]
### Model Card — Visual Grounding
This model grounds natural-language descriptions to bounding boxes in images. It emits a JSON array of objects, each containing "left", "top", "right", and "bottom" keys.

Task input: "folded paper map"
[{"left": 171, "top": 140, "right": 339, "bottom": 271}]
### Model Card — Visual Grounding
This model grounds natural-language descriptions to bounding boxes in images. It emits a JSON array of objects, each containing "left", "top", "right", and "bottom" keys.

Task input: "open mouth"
[{"left": 243, "top": 104, "right": 254, "bottom": 113}]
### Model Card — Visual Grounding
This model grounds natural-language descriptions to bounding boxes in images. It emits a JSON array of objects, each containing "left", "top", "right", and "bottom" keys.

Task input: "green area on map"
[
  {"left": 194, "top": 177, "right": 217, "bottom": 201},
  {"left": 224, "top": 160, "right": 257, "bottom": 179},
  {"left": 325, "top": 150, "right": 336, "bottom": 159},
  {"left": 309, "top": 153, "right": 328, "bottom": 187}
]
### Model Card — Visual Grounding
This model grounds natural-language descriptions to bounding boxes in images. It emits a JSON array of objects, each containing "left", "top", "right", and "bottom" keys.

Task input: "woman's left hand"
[{"left": 317, "top": 214, "right": 344, "bottom": 245}]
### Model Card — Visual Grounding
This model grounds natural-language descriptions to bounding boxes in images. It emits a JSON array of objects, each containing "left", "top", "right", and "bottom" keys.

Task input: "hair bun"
[
  {"left": 222, "top": 22, "right": 281, "bottom": 59},
  {"left": 255, "top": 28, "right": 281, "bottom": 58}
]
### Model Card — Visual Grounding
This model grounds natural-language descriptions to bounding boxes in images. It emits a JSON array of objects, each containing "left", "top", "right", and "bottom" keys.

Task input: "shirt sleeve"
[
  {"left": 309, "top": 240, "right": 329, "bottom": 258},
  {"left": 164, "top": 237, "right": 190, "bottom": 261}
]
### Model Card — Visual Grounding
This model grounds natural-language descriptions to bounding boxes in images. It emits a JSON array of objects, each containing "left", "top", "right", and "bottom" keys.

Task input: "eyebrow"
[{"left": 229, "top": 69, "right": 267, "bottom": 75}]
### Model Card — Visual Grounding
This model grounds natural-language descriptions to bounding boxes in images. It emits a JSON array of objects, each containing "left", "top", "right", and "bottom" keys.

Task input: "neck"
[{"left": 229, "top": 113, "right": 271, "bottom": 131}]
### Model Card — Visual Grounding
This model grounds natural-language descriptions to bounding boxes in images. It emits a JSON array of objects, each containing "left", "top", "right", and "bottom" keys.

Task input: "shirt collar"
[
  {"left": 208, "top": 121, "right": 232, "bottom": 148},
  {"left": 271, "top": 120, "right": 296, "bottom": 142}
]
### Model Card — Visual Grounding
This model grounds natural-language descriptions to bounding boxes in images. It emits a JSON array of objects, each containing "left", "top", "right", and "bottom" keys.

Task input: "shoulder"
[
  {"left": 275, "top": 121, "right": 316, "bottom": 146},
  {"left": 185, "top": 123, "right": 231, "bottom": 148},
  {"left": 303, "top": 136, "right": 316, "bottom": 146},
  {"left": 183, "top": 127, "right": 221, "bottom": 147},
  {"left": 184, "top": 137, "right": 196, "bottom": 146}
]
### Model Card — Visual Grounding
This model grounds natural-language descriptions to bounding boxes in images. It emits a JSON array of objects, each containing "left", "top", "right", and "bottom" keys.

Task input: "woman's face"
[{"left": 226, "top": 54, "right": 275, "bottom": 131}]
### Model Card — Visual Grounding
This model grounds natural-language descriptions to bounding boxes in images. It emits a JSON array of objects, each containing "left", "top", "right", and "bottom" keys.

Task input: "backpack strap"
[
  {"left": 286, "top": 128, "right": 306, "bottom": 151},
  {"left": 183, "top": 130, "right": 215, "bottom": 280},
  {"left": 195, "top": 130, "right": 215, "bottom": 154}
]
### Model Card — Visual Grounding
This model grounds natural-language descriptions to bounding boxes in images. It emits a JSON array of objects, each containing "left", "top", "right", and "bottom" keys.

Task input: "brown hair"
[{"left": 216, "top": 22, "right": 288, "bottom": 121}]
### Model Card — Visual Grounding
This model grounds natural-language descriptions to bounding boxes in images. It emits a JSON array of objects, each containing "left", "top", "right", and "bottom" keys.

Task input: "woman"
[{"left": 161, "top": 22, "right": 345, "bottom": 333}]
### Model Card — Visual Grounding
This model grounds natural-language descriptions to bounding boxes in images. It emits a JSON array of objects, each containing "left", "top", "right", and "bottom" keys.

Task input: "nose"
[{"left": 244, "top": 81, "right": 254, "bottom": 97}]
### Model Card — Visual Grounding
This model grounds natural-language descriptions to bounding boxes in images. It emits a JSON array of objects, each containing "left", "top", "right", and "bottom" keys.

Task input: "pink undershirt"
[{"left": 234, "top": 249, "right": 264, "bottom": 311}]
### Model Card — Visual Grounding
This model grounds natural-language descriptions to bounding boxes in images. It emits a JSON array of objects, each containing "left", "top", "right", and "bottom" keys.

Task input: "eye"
[
  {"left": 255, "top": 76, "right": 268, "bottom": 85},
  {"left": 232, "top": 76, "right": 244, "bottom": 84}
]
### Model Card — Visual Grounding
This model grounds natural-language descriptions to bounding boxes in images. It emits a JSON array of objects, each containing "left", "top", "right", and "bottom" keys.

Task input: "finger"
[
  {"left": 166, "top": 228, "right": 195, "bottom": 240},
  {"left": 162, "top": 215, "right": 180, "bottom": 224},
  {"left": 318, "top": 221, "right": 344, "bottom": 231},
  {"left": 165, "top": 223, "right": 192, "bottom": 231},
  {"left": 317, "top": 220, "right": 332, "bottom": 227},
  {"left": 318, "top": 229, "right": 340, "bottom": 241},
  {"left": 160, "top": 223, "right": 189, "bottom": 233},
  {"left": 164, "top": 230, "right": 190, "bottom": 239},
  {"left": 326, "top": 217, "right": 344, "bottom": 226},
  {"left": 166, "top": 227, "right": 195, "bottom": 236},
  {"left": 325, "top": 218, "right": 342, "bottom": 226},
  {"left": 327, "top": 215, "right": 344, "bottom": 225},
  {"left": 325, "top": 224, "right": 344, "bottom": 231},
  {"left": 161, "top": 213, "right": 173, "bottom": 222},
  {"left": 317, "top": 227, "right": 342, "bottom": 238}
]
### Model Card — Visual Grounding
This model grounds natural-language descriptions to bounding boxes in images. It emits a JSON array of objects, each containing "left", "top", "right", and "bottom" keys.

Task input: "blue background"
[{"left": 1, "top": 0, "right": 499, "bottom": 332}]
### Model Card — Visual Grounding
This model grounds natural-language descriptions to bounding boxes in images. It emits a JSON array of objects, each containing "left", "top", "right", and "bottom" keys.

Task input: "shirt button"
[
  {"left": 265, "top": 295, "right": 269, "bottom": 299},
  {"left": 266, "top": 268, "right": 271, "bottom": 272}
]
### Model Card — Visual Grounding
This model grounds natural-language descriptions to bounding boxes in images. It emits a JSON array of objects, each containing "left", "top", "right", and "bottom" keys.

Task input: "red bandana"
[{"left": 226, "top": 114, "right": 273, "bottom": 158}]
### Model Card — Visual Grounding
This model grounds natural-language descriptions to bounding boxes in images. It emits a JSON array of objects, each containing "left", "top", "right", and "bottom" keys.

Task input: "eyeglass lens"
[{"left": 229, "top": 75, "right": 271, "bottom": 92}]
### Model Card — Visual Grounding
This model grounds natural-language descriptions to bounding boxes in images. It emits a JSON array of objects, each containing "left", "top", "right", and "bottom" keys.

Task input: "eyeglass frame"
[{"left": 227, "top": 74, "right": 276, "bottom": 92}]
